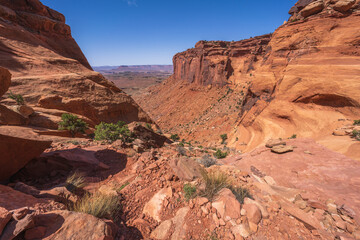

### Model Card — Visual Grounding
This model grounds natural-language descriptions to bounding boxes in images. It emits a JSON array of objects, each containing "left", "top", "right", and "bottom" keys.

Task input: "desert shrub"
[
  {"left": 183, "top": 183, "right": 197, "bottom": 201},
  {"left": 220, "top": 134, "right": 228, "bottom": 144},
  {"left": 94, "top": 121, "right": 133, "bottom": 143},
  {"left": 8, "top": 91, "right": 24, "bottom": 105},
  {"left": 198, "top": 154, "right": 217, "bottom": 168},
  {"left": 58, "top": 113, "right": 88, "bottom": 137},
  {"left": 170, "top": 134, "right": 180, "bottom": 142},
  {"left": 229, "top": 186, "right": 252, "bottom": 204},
  {"left": 352, "top": 130, "right": 360, "bottom": 141},
  {"left": 289, "top": 134, "right": 297, "bottom": 139},
  {"left": 199, "top": 171, "right": 229, "bottom": 201},
  {"left": 354, "top": 120, "right": 360, "bottom": 126},
  {"left": 65, "top": 172, "right": 86, "bottom": 193},
  {"left": 69, "top": 192, "right": 120, "bottom": 219},
  {"left": 213, "top": 149, "right": 228, "bottom": 159},
  {"left": 145, "top": 123, "right": 152, "bottom": 130}
]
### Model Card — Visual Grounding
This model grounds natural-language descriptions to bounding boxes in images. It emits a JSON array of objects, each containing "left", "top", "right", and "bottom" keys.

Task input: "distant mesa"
[{"left": 94, "top": 65, "right": 173, "bottom": 73}]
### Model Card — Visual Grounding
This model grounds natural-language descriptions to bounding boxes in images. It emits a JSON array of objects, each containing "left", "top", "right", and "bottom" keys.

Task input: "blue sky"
[{"left": 41, "top": 0, "right": 297, "bottom": 66}]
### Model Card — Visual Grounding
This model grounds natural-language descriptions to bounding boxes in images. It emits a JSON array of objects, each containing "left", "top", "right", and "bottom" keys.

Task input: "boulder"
[
  {"left": 24, "top": 226, "right": 47, "bottom": 240},
  {"left": 333, "top": 0, "right": 356, "bottom": 12},
  {"left": 0, "top": 207, "right": 12, "bottom": 236},
  {"left": 0, "top": 213, "right": 35, "bottom": 240},
  {"left": 170, "top": 207, "right": 190, "bottom": 240},
  {"left": 231, "top": 224, "right": 250, "bottom": 238},
  {"left": 271, "top": 145, "right": 294, "bottom": 154},
  {"left": 169, "top": 157, "right": 203, "bottom": 181},
  {"left": 300, "top": 1, "right": 324, "bottom": 17},
  {"left": 8, "top": 105, "right": 34, "bottom": 118},
  {"left": 0, "top": 126, "right": 52, "bottom": 181},
  {"left": 143, "top": 187, "right": 173, "bottom": 222},
  {"left": 150, "top": 220, "right": 172, "bottom": 240},
  {"left": 33, "top": 210, "right": 114, "bottom": 240},
  {"left": 0, "top": 67, "right": 11, "bottom": 97},
  {"left": 211, "top": 188, "right": 241, "bottom": 221},
  {"left": 243, "top": 203, "right": 262, "bottom": 224},
  {"left": 265, "top": 138, "right": 286, "bottom": 148},
  {"left": 0, "top": 104, "right": 27, "bottom": 125}
]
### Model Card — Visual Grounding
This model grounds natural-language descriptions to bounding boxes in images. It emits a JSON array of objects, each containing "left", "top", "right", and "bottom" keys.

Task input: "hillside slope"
[
  {"left": 0, "top": 0, "right": 151, "bottom": 124},
  {"left": 136, "top": 0, "right": 360, "bottom": 160}
]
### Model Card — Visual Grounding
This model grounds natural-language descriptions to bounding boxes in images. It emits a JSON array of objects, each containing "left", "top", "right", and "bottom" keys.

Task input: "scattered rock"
[
  {"left": 231, "top": 224, "right": 250, "bottom": 238},
  {"left": 12, "top": 207, "right": 30, "bottom": 221},
  {"left": 300, "top": 1, "right": 324, "bottom": 17},
  {"left": 265, "top": 139, "right": 286, "bottom": 148},
  {"left": 0, "top": 127, "right": 52, "bottom": 181},
  {"left": 171, "top": 207, "right": 190, "bottom": 240},
  {"left": 1, "top": 213, "right": 35, "bottom": 240},
  {"left": 264, "top": 176, "right": 276, "bottom": 185},
  {"left": 0, "top": 207, "right": 12, "bottom": 236},
  {"left": 0, "top": 67, "right": 11, "bottom": 97},
  {"left": 271, "top": 145, "right": 294, "bottom": 154},
  {"left": 143, "top": 187, "right": 173, "bottom": 222},
  {"left": 169, "top": 157, "right": 203, "bottom": 181},
  {"left": 333, "top": 0, "right": 356, "bottom": 12},
  {"left": 243, "top": 203, "right": 262, "bottom": 224},
  {"left": 211, "top": 188, "right": 241, "bottom": 220},
  {"left": 150, "top": 220, "right": 172, "bottom": 240}
]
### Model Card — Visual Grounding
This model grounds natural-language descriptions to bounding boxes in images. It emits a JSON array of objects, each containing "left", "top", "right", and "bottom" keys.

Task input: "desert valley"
[{"left": 0, "top": 0, "right": 360, "bottom": 239}]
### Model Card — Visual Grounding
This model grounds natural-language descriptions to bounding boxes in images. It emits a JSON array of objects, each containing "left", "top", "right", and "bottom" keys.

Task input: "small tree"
[
  {"left": 220, "top": 134, "right": 228, "bottom": 144},
  {"left": 94, "top": 121, "right": 133, "bottom": 143},
  {"left": 214, "top": 149, "right": 228, "bottom": 159},
  {"left": 170, "top": 134, "right": 180, "bottom": 142},
  {"left": 58, "top": 113, "right": 88, "bottom": 137},
  {"left": 8, "top": 91, "right": 24, "bottom": 105},
  {"left": 354, "top": 120, "right": 360, "bottom": 126}
]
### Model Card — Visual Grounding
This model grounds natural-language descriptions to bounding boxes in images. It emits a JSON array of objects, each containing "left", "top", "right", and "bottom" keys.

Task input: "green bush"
[
  {"left": 94, "top": 121, "right": 133, "bottom": 143},
  {"left": 352, "top": 130, "right": 360, "bottom": 141},
  {"left": 213, "top": 149, "right": 228, "bottom": 159},
  {"left": 289, "top": 134, "right": 297, "bottom": 139},
  {"left": 354, "top": 120, "right": 360, "bottom": 126},
  {"left": 8, "top": 91, "right": 24, "bottom": 105},
  {"left": 145, "top": 123, "right": 152, "bottom": 130},
  {"left": 183, "top": 183, "right": 197, "bottom": 201},
  {"left": 220, "top": 134, "right": 228, "bottom": 144},
  {"left": 170, "top": 134, "right": 180, "bottom": 142},
  {"left": 58, "top": 113, "right": 88, "bottom": 137}
]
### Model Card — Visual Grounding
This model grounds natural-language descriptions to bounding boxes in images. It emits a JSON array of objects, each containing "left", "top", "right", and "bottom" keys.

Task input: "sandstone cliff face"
[
  {"left": 173, "top": 35, "right": 271, "bottom": 86},
  {"left": 0, "top": 0, "right": 151, "bottom": 125},
  {"left": 136, "top": 0, "right": 360, "bottom": 160}
]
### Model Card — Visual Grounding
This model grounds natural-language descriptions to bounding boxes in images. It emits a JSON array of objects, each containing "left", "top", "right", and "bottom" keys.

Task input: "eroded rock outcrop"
[
  {"left": 0, "top": 0, "right": 151, "bottom": 124},
  {"left": 136, "top": 0, "right": 360, "bottom": 160}
]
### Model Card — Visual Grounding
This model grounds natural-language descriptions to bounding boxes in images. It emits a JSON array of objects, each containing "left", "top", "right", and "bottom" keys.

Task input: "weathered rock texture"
[
  {"left": 136, "top": 0, "right": 360, "bottom": 160},
  {"left": 0, "top": 0, "right": 151, "bottom": 124}
]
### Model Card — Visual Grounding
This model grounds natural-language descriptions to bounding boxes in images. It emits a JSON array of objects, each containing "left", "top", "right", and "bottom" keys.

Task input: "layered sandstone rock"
[
  {"left": 0, "top": 126, "right": 52, "bottom": 181},
  {"left": 137, "top": 0, "right": 360, "bottom": 160},
  {"left": 0, "top": 0, "right": 151, "bottom": 124}
]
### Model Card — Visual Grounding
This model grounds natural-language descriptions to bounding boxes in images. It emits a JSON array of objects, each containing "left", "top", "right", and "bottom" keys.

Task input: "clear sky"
[{"left": 41, "top": 0, "right": 297, "bottom": 66}]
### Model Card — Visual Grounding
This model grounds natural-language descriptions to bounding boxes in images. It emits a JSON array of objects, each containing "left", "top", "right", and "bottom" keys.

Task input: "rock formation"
[
  {"left": 0, "top": 0, "right": 151, "bottom": 125},
  {"left": 136, "top": 0, "right": 360, "bottom": 160}
]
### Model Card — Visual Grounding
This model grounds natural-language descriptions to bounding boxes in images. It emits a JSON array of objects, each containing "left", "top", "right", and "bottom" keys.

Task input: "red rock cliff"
[
  {"left": 0, "top": 0, "right": 152, "bottom": 124},
  {"left": 137, "top": 0, "right": 360, "bottom": 160}
]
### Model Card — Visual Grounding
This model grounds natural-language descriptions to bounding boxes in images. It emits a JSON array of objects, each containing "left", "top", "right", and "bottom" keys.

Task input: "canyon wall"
[
  {"left": 136, "top": 0, "right": 360, "bottom": 160},
  {"left": 0, "top": 0, "right": 151, "bottom": 124}
]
